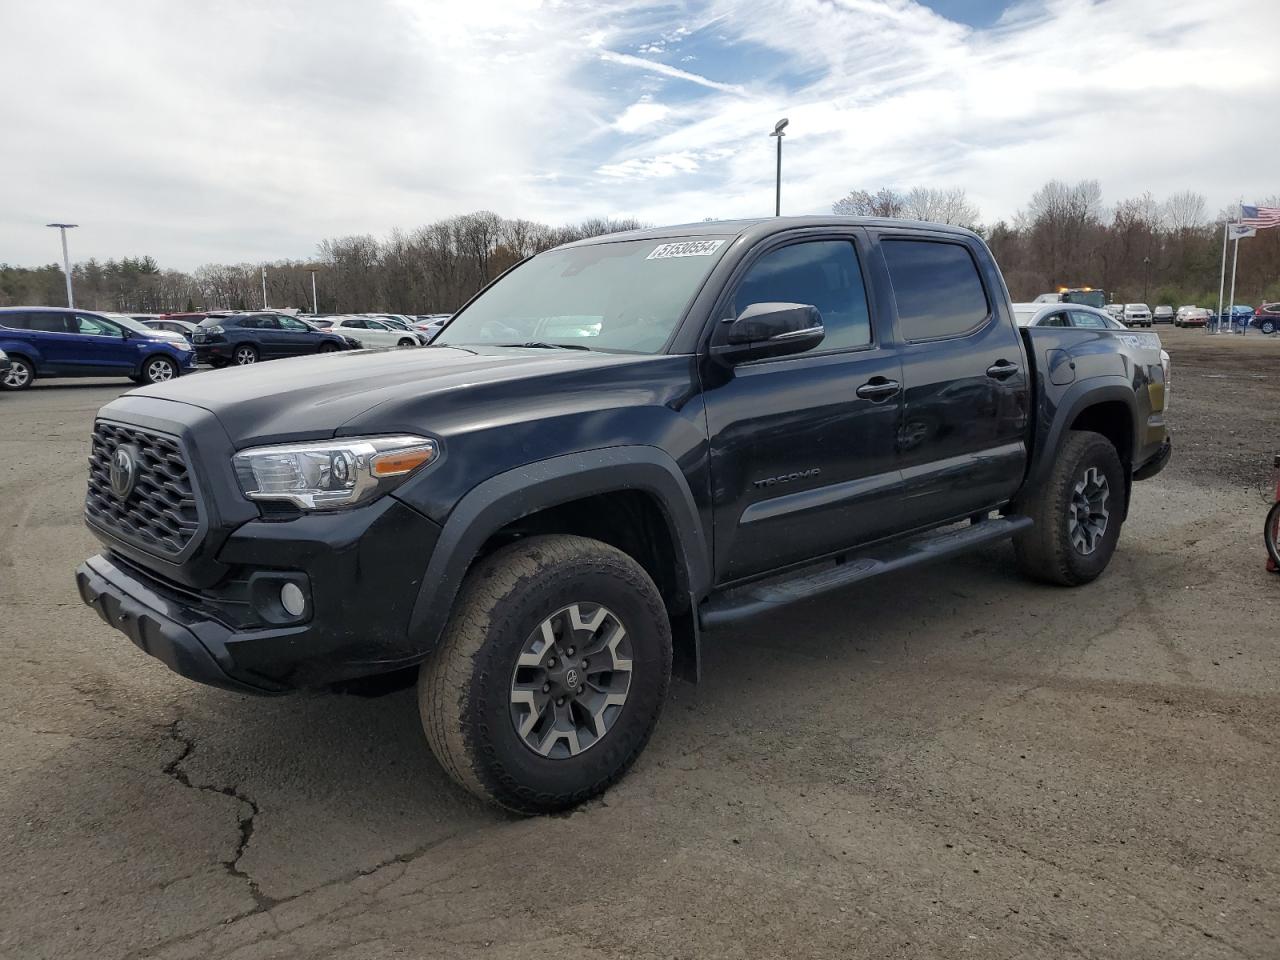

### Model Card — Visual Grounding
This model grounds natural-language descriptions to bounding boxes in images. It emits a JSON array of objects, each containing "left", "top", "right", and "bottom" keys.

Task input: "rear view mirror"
[{"left": 712, "top": 302, "right": 824, "bottom": 364}]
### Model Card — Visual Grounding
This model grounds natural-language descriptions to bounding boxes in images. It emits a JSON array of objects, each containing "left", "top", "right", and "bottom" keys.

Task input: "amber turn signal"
[{"left": 370, "top": 446, "right": 437, "bottom": 477}]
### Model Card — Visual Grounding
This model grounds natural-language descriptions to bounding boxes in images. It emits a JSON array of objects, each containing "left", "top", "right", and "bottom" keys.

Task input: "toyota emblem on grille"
[{"left": 109, "top": 444, "right": 140, "bottom": 500}]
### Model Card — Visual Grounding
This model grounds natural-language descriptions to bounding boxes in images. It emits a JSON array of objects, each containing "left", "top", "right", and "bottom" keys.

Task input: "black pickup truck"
[{"left": 75, "top": 217, "right": 1171, "bottom": 813}]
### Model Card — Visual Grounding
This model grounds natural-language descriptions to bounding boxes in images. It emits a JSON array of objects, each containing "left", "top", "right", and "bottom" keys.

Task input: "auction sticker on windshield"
[{"left": 646, "top": 240, "right": 725, "bottom": 260}]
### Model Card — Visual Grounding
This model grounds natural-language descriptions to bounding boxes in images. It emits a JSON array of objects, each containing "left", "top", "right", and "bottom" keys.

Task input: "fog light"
[{"left": 280, "top": 582, "right": 306, "bottom": 617}]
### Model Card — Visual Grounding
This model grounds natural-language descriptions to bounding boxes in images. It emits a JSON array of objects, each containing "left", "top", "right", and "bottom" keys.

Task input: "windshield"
[
  {"left": 1062, "top": 290, "right": 1105, "bottom": 308},
  {"left": 106, "top": 313, "right": 163, "bottom": 335},
  {"left": 436, "top": 236, "right": 729, "bottom": 354}
]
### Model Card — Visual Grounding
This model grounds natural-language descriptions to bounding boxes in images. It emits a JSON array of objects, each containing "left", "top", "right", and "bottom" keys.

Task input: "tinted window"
[
  {"left": 0, "top": 312, "right": 31, "bottom": 329},
  {"left": 28, "top": 312, "right": 71, "bottom": 333},
  {"left": 343, "top": 317, "right": 366, "bottom": 329},
  {"left": 1069, "top": 310, "right": 1107, "bottom": 329},
  {"left": 1038, "top": 312, "right": 1069, "bottom": 328},
  {"left": 882, "top": 240, "right": 989, "bottom": 341},
  {"left": 734, "top": 240, "right": 871, "bottom": 351}
]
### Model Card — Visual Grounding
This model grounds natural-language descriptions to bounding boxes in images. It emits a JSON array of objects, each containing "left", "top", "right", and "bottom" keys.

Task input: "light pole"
[
  {"left": 46, "top": 223, "right": 78, "bottom": 307},
  {"left": 770, "top": 118, "right": 788, "bottom": 216},
  {"left": 1142, "top": 256, "right": 1152, "bottom": 303},
  {"left": 308, "top": 269, "right": 319, "bottom": 314}
]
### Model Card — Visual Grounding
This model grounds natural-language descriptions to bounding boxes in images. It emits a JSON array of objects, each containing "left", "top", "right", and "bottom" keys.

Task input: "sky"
[{"left": 1, "top": 0, "right": 1277, "bottom": 269}]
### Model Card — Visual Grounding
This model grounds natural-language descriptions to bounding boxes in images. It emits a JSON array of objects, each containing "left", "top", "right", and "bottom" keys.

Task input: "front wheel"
[
  {"left": 1, "top": 356, "right": 34, "bottom": 390},
  {"left": 397, "top": 337, "right": 416, "bottom": 347},
  {"left": 319, "top": 342, "right": 340, "bottom": 353},
  {"left": 420, "top": 534, "right": 672, "bottom": 814},
  {"left": 1013, "top": 430, "right": 1126, "bottom": 586},
  {"left": 142, "top": 356, "right": 178, "bottom": 384}
]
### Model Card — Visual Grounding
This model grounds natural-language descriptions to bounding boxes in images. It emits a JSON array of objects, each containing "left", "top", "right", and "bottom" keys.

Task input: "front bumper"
[{"left": 76, "top": 495, "right": 443, "bottom": 692}]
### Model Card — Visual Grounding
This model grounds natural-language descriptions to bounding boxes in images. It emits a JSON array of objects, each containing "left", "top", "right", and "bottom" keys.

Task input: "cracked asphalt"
[{"left": 2, "top": 327, "right": 1278, "bottom": 959}]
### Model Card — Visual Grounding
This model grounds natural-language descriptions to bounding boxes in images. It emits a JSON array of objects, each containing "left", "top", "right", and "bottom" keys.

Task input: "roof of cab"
[{"left": 557, "top": 216, "right": 981, "bottom": 249}]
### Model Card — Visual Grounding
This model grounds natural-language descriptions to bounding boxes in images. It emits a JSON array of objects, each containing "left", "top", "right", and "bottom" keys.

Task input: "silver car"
[{"left": 1123, "top": 303, "right": 1153, "bottom": 327}]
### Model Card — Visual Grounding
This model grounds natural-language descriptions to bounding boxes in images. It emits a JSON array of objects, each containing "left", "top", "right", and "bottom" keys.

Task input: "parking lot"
[{"left": 1, "top": 326, "right": 1277, "bottom": 959}]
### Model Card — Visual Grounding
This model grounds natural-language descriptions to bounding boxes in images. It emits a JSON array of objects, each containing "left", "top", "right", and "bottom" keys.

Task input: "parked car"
[
  {"left": 1215, "top": 305, "right": 1254, "bottom": 330},
  {"left": 1174, "top": 306, "right": 1210, "bottom": 328},
  {"left": 1253, "top": 302, "right": 1280, "bottom": 335},
  {"left": 141, "top": 318, "right": 200, "bottom": 341},
  {"left": 1153, "top": 305, "right": 1173, "bottom": 324},
  {"left": 192, "top": 312, "right": 357, "bottom": 366},
  {"left": 1012, "top": 304, "right": 1129, "bottom": 330},
  {"left": 102, "top": 313, "right": 188, "bottom": 345},
  {"left": 0, "top": 306, "right": 196, "bottom": 390},
  {"left": 327, "top": 316, "right": 425, "bottom": 348},
  {"left": 413, "top": 314, "right": 453, "bottom": 341},
  {"left": 1104, "top": 303, "right": 1125, "bottom": 322},
  {"left": 76, "top": 216, "right": 1171, "bottom": 814},
  {"left": 1123, "top": 303, "right": 1153, "bottom": 327}
]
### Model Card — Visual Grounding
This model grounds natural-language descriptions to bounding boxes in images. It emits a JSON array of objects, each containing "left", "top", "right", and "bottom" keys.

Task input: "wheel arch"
[
  {"left": 406, "top": 447, "right": 710, "bottom": 682},
  {"left": 1026, "top": 379, "right": 1139, "bottom": 516}
]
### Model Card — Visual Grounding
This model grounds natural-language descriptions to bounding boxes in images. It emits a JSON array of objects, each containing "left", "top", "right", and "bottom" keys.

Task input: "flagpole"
[
  {"left": 1227, "top": 235, "right": 1241, "bottom": 335},
  {"left": 1215, "top": 218, "right": 1229, "bottom": 335}
]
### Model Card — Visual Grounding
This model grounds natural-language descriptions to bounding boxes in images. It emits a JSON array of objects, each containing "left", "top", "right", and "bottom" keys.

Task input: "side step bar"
[{"left": 699, "top": 515, "right": 1033, "bottom": 629}]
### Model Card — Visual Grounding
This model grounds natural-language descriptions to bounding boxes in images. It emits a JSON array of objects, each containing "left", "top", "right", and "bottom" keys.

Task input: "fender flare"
[
  {"left": 405, "top": 446, "right": 711, "bottom": 657},
  {"left": 1025, "top": 378, "right": 1139, "bottom": 492}
]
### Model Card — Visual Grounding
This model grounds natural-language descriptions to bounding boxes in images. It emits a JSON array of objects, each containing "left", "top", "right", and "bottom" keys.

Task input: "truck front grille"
[{"left": 85, "top": 421, "right": 203, "bottom": 558}]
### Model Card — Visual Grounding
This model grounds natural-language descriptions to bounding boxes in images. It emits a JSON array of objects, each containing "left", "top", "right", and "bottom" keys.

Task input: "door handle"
[
  {"left": 986, "top": 359, "right": 1020, "bottom": 380},
  {"left": 855, "top": 377, "right": 900, "bottom": 401}
]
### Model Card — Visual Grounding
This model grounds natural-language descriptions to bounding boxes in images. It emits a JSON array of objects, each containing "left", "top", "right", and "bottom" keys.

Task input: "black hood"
[{"left": 129, "top": 345, "right": 666, "bottom": 447}]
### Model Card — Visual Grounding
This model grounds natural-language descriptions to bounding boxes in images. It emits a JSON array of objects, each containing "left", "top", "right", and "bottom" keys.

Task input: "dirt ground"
[{"left": 1, "top": 327, "right": 1277, "bottom": 960}]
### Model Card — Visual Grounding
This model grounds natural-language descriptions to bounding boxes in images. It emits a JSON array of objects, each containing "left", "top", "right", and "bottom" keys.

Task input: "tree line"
[
  {"left": 2, "top": 184, "right": 1277, "bottom": 314},
  {"left": 834, "top": 182, "right": 1280, "bottom": 307}
]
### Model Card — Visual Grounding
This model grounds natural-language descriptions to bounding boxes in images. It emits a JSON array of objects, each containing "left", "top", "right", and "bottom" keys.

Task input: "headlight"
[{"left": 233, "top": 435, "right": 439, "bottom": 510}]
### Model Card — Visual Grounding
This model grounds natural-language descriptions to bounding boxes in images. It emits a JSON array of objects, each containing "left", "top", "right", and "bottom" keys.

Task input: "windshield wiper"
[{"left": 495, "top": 341, "right": 593, "bottom": 351}]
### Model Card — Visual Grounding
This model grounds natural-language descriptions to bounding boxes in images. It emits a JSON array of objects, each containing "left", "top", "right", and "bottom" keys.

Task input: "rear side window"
[
  {"left": 733, "top": 240, "right": 872, "bottom": 351},
  {"left": 27, "top": 312, "right": 71, "bottom": 333},
  {"left": 0, "top": 312, "right": 31, "bottom": 329},
  {"left": 1038, "top": 312, "right": 1069, "bottom": 328},
  {"left": 1069, "top": 311, "right": 1107, "bottom": 329},
  {"left": 882, "top": 240, "right": 989, "bottom": 341}
]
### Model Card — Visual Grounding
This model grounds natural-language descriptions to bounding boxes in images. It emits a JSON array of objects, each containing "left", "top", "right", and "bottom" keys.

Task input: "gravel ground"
[{"left": 1, "top": 329, "right": 1277, "bottom": 960}]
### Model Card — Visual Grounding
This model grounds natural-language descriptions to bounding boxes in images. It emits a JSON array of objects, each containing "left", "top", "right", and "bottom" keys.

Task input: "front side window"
[
  {"left": 436, "top": 236, "right": 730, "bottom": 354},
  {"left": 278, "top": 317, "right": 308, "bottom": 332},
  {"left": 732, "top": 240, "right": 871, "bottom": 351},
  {"left": 882, "top": 239, "right": 989, "bottom": 341},
  {"left": 74, "top": 314, "right": 121, "bottom": 336}
]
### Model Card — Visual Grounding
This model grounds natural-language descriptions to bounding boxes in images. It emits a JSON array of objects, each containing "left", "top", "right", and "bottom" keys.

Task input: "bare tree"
[
  {"left": 832, "top": 187, "right": 905, "bottom": 218},
  {"left": 902, "top": 187, "right": 980, "bottom": 227},
  {"left": 1162, "top": 190, "right": 1206, "bottom": 233}
]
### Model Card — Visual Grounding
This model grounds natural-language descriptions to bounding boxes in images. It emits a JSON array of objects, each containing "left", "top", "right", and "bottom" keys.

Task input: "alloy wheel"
[
  {"left": 146, "top": 359, "right": 175, "bottom": 383},
  {"left": 234, "top": 347, "right": 257, "bottom": 365},
  {"left": 3, "top": 361, "right": 31, "bottom": 389},
  {"left": 1068, "top": 466, "right": 1110, "bottom": 555},
  {"left": 509, "top": 602, "right": 633, "bottom": 759}
]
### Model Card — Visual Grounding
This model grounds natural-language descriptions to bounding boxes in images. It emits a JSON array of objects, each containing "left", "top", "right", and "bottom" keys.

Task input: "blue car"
[
  {"left": 1214, "top": 305, "right": 1255, "bottom": 330},
  {"left": 0, "top": 306, "right": 196, "bottom": 391}
]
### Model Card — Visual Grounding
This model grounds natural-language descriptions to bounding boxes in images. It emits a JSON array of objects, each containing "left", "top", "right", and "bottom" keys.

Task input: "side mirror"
[{"left": 712, "top": 302, "right": 824, "bottom": 364}]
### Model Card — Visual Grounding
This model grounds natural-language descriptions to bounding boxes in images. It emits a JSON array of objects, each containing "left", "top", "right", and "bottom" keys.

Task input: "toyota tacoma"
[{"left": 75, "top": 217, "right": 1172, "bottom": 813}]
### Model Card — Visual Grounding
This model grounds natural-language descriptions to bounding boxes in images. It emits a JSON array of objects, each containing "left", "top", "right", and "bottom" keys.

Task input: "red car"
[{"left": 1255, "top": 303, "right": 1280, "bottom": 335}]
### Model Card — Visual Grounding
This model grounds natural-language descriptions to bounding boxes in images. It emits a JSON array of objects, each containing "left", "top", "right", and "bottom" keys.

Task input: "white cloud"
[
  {"left": 613, "top": 98, "right": 671, "bottom": 133},
  {"left": 0, "top": 0, "right": 1277, "bottom": 267}
]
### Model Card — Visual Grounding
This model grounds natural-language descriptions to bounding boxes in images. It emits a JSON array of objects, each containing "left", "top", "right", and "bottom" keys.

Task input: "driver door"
[{"left": 703, "top": 232, "right": 906, "bottom": 583}]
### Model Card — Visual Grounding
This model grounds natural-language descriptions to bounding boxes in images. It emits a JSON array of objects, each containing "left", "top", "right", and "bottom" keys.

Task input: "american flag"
[{"left": 1240, "top": 204, "right": 1280, "bottom": 229}]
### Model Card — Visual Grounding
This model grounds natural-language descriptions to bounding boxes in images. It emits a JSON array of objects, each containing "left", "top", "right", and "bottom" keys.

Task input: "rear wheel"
[
  {"left": 142, "top": 356, "right": 178, "bottom": 384},
  {"left": 1261, "top": 319, "right": 1277, "bottom": 335},
  {"left": 233, "top": 344, "right": 258, "bottom": 365},
  {"left": 1, "top": 356, "right": 34, "bottom": 390},
  {"left": 420, "top": 534, "right": 672, "bottom": 814},
  {"left": 1014, "top": 430, "right": 1125, "bottom": 586}
]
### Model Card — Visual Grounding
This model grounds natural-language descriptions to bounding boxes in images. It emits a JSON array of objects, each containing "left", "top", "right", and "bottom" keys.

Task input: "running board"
[{"left": 699, "top": 515, "right": 1033, "bottom": 629}]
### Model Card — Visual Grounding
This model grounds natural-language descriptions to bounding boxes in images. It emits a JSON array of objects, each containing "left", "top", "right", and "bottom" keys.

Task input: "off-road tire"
[
  {"left": 420, "top": 534, "right": 672, "bottom": 814},
  {"left": 1014, "top": 430, "right": 1125, "bottom": 586}
]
